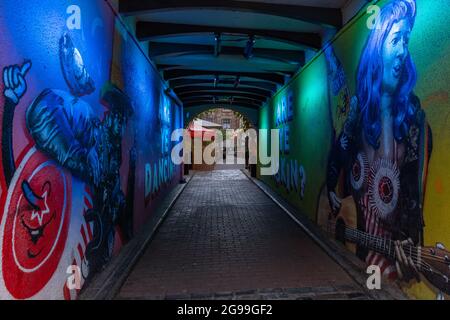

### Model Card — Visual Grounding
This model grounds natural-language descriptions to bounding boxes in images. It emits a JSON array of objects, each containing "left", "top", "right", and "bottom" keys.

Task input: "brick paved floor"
[
  {"left": 214, "top": 156, "right": 246, "bottom": 170},
  {"left": 117, "top": 170, "right": 367, "bottom": 300}
]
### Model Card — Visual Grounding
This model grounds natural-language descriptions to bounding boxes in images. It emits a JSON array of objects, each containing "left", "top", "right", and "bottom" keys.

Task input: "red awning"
[{"left": 188, "top": 123, "right": 217, "bottom": 139}]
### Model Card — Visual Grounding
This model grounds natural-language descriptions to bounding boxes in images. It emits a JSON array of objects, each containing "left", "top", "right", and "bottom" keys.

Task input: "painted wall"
[
  {"left": 259, "top": 0, "right": 450, "bottom": 299},
  {"left": 0, "top": 0, "right": 182, "bottom": 299}
]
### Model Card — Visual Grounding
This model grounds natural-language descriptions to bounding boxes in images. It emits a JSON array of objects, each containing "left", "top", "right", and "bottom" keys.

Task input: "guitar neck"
[{"left": 343, "top": 227, "right": 418, "bottom": 264}]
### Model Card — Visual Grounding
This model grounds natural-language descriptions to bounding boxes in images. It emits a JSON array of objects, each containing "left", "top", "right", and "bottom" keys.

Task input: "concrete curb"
[
  {"left": 241, "top": 169, "right": 409, "bottom": 300},
  {"left": 79, "top": 173, "right": 195, "bottom": 300}
]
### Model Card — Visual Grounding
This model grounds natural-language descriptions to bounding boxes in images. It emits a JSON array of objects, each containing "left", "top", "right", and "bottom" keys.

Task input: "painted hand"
[
  {"left": 394, "top": 238, "right": 421, "bottom": 282},
  {"left": 340, "top": 134, "right": 349, "bottom": 150},
  {"left": 343, "top": 96, "right": 359, "bottom": 137},
  {"left": 3, "top": 61, "right": 32, "bottom": 104},
  {"left": 328, "top": 191, "right": 342, "bottom": 215}
]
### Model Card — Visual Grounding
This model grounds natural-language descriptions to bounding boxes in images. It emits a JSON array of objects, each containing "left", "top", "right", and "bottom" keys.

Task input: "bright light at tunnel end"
[{"left": 170, "top": 127, "right": 281, "bottom": 176}]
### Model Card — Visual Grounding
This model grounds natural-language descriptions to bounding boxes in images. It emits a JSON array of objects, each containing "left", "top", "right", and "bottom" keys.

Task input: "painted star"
[{"left": 30, "top": 190, "right": 49, "bottom": 226}]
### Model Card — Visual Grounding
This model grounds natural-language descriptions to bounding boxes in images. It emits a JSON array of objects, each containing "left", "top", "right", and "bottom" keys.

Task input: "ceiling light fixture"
[
  {"left": 214, "top": 75, "right": 219, "bottom": 88},
  {"left": 214, "top": 32, "right": 222, "bottom": 57},
  {"left": 244, "top": 35, "right": 256, "bottom": 59},
  {"left": 233, "top": 75, "right": 241, "bottom": 88}
]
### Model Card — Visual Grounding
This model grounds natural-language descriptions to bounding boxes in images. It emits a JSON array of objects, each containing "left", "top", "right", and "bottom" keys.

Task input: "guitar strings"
[
  {"left": 326, "top": 224, "right": 440, "bottom": 274},
  {"left": 326, "top": 221, "right": 449, "bottom": 264},
  {"left": 326, "top": 225, "right": 437, "bottom": 273},
  {"left": 327, "top": 221, "right": 446, "bottom": 262}
]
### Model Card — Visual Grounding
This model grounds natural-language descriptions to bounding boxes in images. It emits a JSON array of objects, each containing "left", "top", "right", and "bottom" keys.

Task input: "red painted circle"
[
  {"left": 378, "top": 176, "right": 394, "bottom": 204},
  {"left": 352, "top": 160, "right": 361, "bottom": 182},
  {"left": 2, "top": 149, "right": 71, "bottom": 299}
]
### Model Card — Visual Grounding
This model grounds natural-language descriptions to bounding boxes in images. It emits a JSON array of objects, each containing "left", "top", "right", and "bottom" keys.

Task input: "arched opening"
[
  {"left": 184, "top": 104, "right": 259, "bottom": 130},
  {"left": 193, "top": 107, "right": 255, "bottom": 130},
  {"left": 185, "top": 107, "right": 257, "bottom": 172}
]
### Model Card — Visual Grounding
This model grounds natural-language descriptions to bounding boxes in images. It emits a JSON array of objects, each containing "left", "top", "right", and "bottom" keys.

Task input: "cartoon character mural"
[
  {"left": 0, "top": 32, "right": 135, "bottom": 298},
  {"left": 324, "top": 45, "right": 351, "bottom": 129},
  {"left": 321, "top": 0, "right": 450, "bottom": 295}
]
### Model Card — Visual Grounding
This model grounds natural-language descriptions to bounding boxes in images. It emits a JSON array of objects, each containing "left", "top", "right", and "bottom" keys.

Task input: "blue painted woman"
[{"left": 326, "top": 0, "right": 433, "bottom": 280}]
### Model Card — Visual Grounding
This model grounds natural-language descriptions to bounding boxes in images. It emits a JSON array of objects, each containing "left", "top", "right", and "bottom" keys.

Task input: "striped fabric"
[
  {"left": 360, "top": 194, "right": 397, "bottom": 279},
  {"left": 64, "top": 185, "right": 94, "bottom": 300}
]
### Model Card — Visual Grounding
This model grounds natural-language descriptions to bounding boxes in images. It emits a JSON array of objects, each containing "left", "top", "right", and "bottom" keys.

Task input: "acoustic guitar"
[{"left": 327, "top": 196, "right": 450, "bottom": 295}]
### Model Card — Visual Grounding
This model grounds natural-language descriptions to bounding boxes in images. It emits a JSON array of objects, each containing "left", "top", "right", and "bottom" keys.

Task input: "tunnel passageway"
[{"left": 117, "top": 170, "right": 368, "bottom": 300}]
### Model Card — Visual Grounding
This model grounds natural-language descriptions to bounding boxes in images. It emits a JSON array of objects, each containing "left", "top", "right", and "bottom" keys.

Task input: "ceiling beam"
[
  {"left": 137, "top": 21, "right": 321, "bottom": 49},
  {"left": 149, "top": 42, "right": 305, "bottom": 64},
  {"left": 163, "top": 69, "right": 286, "bottom": 85},
  {"left": 184, "top": 96, "right": 261, "bottom": 104},
  {"left": 182, "top": 95, "right": 264, "bottom": 105},
  {"left": 183, "top": 101, "right": 261, "bottom": 110},
  {"left": 159, "top": 64, "right": 295, "bottom": 77},
  {"left": 175, "top": 86, "right": 272, "bottom": 98},
  {"left": 179, "top": 91, "right": 268, "bottom": 102},
  {"left": 169, "top": 78, "right": 278, "bottom": 92},
  {"left": 120, "top": 0, "right": 342, "bottom": 29}
]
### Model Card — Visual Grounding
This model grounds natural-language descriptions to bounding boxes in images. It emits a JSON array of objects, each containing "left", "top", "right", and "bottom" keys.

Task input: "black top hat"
[{"left": 100, "top": 82, "right": 134, "bottom": 118}]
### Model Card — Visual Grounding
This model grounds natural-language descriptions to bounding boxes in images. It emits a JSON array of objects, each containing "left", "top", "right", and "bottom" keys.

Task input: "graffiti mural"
[
  {"left": 259, "top": 0, "right": 450, "bottom": 299},
  {"left": 0, "top": 31, "right": 132, "bottom": 297},
  {"left": 271, "top": 90, "right": 307, "bottom": 200},
  {"left": 1, "top": 57, "right": 73, "bottom": 298},
  {"left": 325, "top": 0, "right": 436, "bottom": 280},
  {"left": 0, "top": 0, "right": 182, "bottom": 299},
  {"left": 321, "top": 0, "right": 450, "bottom": 297}
]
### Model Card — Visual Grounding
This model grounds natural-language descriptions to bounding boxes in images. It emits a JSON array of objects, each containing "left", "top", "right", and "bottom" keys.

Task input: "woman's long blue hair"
[{"left": 357, "top": 0, "right": 417, "bottom": 148}]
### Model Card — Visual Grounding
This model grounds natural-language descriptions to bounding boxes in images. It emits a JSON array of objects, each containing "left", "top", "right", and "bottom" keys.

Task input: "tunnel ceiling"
[{"left": 119, "top": 0, "right": 346, "bottom": 110}]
